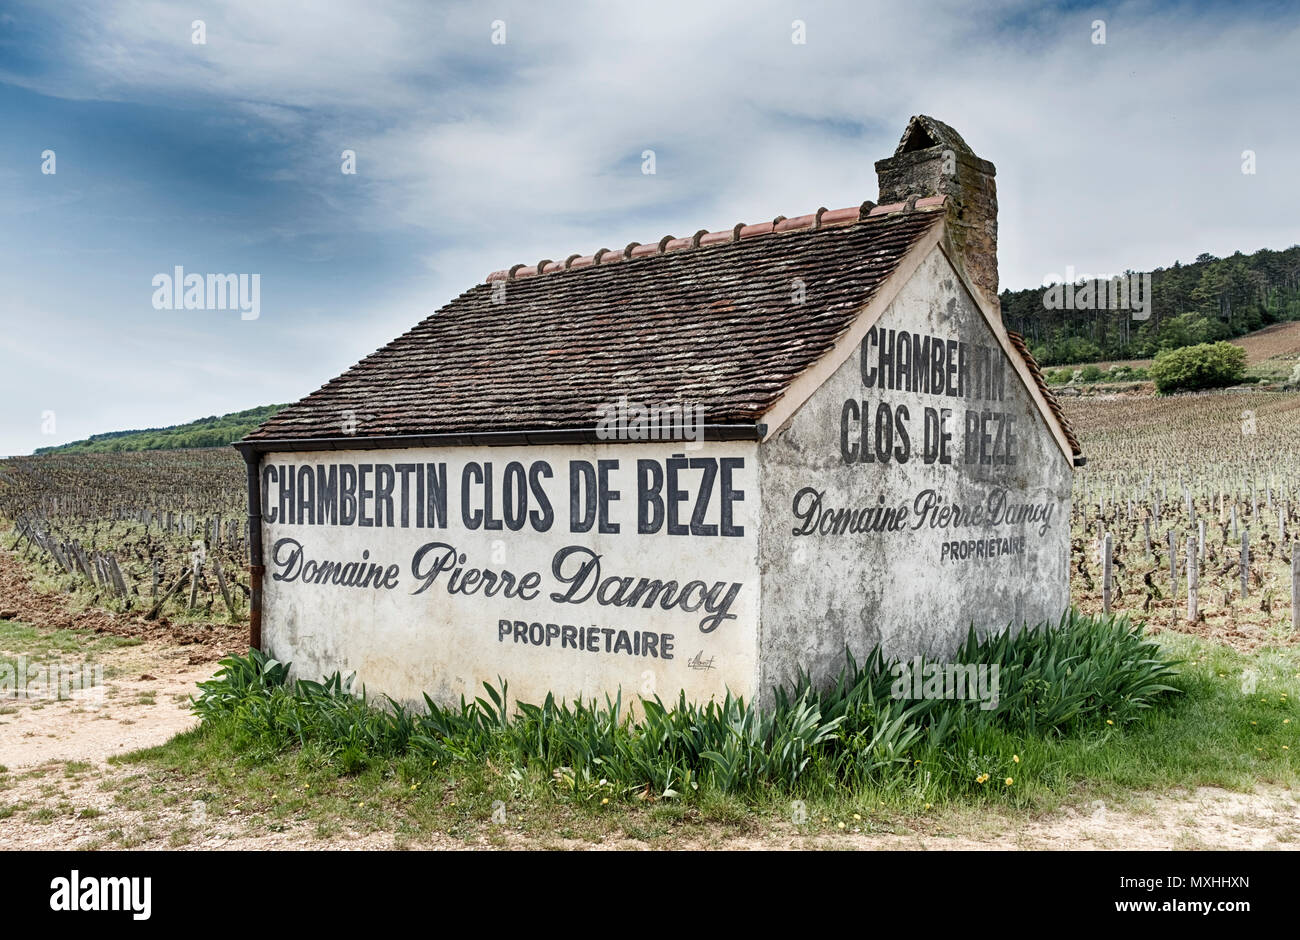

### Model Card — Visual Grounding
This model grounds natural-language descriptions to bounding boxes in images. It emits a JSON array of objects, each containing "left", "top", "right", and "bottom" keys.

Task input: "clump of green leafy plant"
[
  {"left": 1150, "top": 341, "right": 1246, "bottom": 392},
  {"left": 191, "top": 611, "right": 1180, "bottom": 799}
]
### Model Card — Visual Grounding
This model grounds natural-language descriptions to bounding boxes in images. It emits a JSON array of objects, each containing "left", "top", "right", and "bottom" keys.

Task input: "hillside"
[
  {"left": 1050, "top": 319, "right": 1300, "bottom": 382},
  {"left": 34, "top": 404, "right": 286, "bottom": 455},
  {"left": 1232, "top": 319, "right": 1300, "bottom": 362},
  {"left": 1000, "top": 244, "right": 1300, "bottom": 366}
]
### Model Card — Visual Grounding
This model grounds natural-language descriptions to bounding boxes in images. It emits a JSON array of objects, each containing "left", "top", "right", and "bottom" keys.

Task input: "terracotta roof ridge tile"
[{"left": 485, "top": 194, "right": 948, "bottom": 282}]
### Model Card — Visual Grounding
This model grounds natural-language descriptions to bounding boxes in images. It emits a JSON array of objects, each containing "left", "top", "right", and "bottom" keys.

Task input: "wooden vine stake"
[
  {"left": 1292, "top": 541, "right": 1300, "bottom": 632},
  {"left": 145, "top": 570, "right": 191, "bottom": 621},
  {"left": 1102, "top": 533, "right": 1113, "bottom": 615},
  {"left": 1167, "top": 529, "right": 1177, "bottom": 597},
  {"left": 188, "top": 556, "right": 201, "bottom": 610},
  {"left": 1241, "top": 529, "right": 1250, "bottom": 600},
  {"left": 1187, "top": 536, "right": 1199, "bottom": 622},
  {"left": 212, "top": 554, "right": 235, "bottom": 619}
]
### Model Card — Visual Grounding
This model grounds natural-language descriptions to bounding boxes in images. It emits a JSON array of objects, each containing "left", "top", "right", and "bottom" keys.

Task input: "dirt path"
[
  {"left": 0, "top": 543, "right": 240, "bottom": 847},
  {"left": 0, "top": 542, "right": 240, "bottom": 767},
  {"left": 0, "top": 640, "right": 218, "bottom": 770},
  {"left": 1, "top": 543, "right": 1297, "bottom": 850}
]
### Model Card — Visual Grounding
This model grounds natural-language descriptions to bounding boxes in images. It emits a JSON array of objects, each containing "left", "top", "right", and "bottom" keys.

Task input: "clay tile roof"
[
  {"left": 245, "top": 201, "right": 947, "bottom": 442},
  {"left": 1006, "top": 330, "right": 1083, "bottom": 460}
]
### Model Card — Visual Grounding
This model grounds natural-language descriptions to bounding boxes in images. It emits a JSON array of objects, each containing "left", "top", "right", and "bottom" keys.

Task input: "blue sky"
[{"left": 0, "top": 0, "right": 1296, "bottom": 455}]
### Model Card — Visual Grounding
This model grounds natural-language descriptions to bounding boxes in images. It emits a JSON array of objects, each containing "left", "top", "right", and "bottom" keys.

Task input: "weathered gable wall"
[
  {"left": 757, "top": 246, "right": 1072, "bottom": 698},
  {"left": 259, "top": 440, "right": 762, "bottom": 708}
]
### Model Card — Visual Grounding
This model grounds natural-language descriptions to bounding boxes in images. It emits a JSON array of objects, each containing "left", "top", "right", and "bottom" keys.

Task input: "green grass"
[
  {"left": 181, "top": 612, "right": 1185, "bottom": 800},
  {"left": 0, "top": 618, "right": 141, "bottom": 660},
  {"left": 0, "top": 618, "right": 140, "bottom": 689},
  {"left": 1247, "top": 357, "right": 1299, "bottom": 385},
  {"left": 106, "top": 613, "right": 1298, "bottom": 845}
]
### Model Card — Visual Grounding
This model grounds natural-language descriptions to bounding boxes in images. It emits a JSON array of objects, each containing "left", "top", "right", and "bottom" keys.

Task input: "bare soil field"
[
  {"left": 1060, "top": 389, "right": 1300, "bottom": 646},
  {"left": 1233, "top": 321, "right": 1300, "bottom": 363}
]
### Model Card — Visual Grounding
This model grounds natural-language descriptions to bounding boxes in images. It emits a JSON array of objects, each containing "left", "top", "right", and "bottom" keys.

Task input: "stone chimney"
[{"left": 875, "top": 115, "right": 999, "bottom": 309}]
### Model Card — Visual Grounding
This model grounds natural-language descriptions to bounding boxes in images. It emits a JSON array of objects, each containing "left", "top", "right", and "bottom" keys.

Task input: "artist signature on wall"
[{"left": 687, "top": 651, "right": 716, "bottom": 671}]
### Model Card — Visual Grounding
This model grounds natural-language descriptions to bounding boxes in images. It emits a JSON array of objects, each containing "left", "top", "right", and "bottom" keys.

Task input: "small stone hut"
[{"left": 237, "top": 115, "right": 1082, "bottom": 707}]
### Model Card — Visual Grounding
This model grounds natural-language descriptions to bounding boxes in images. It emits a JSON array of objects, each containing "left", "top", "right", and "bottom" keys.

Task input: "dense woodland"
[
  {"left": 1001, "top": 245, "right": 1300, "bottom": 366},
  {"left": 35, "top": 404, "right": 286, "bottom": 455}
]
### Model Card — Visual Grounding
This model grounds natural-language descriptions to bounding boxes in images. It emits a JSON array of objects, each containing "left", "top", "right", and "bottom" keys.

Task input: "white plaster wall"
[
  {"left": 757, "top": 246, "right": 1073, "bottom": 699},
  {"left": 260, "top": 441, "right": 761, "bottom": 708}
]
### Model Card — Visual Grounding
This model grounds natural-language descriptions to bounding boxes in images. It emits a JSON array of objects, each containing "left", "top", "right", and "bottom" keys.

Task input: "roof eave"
[{"left": 233, "top": 423, "right": 768, "bottom": 456}]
